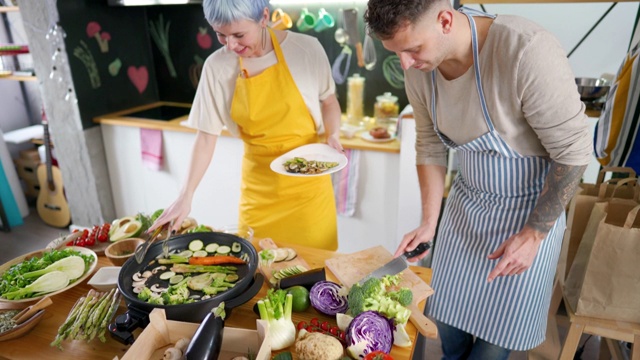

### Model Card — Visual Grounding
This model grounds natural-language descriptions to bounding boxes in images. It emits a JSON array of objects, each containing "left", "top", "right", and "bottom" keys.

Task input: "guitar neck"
[{"left": 42, "top": 121, "right": 54, "bottom": 189}]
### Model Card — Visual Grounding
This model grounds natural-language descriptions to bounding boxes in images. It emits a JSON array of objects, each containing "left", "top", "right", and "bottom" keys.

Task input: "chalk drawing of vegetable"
[
  {"left": 149, "top": 14, "right": 177, "bottom": 78},
  {"left": 86, "top": 21, "right": 110, "bottom": 53},
  {"left": 197, "top": 27, "right": 212, "bottom": 49},
  {"left": 73, "top": 40, "right": 101, "bottom": 89}
]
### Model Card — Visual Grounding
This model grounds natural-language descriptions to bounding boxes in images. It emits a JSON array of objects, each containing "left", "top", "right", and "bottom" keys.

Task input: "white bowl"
[
  {"left": 340, "top": 124, "right": 363, "bottom": 139},
  {"left": 87, "top": 266, "right": 121, "bottom": 292}
]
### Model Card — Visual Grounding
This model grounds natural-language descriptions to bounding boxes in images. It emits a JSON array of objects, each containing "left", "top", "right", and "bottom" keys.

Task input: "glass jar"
[
  {"left": 346, "top": 73, "right": 365, "bottom": 125},
  {"left": 374, "top": 92, "right": 399, "bottom": 127}
]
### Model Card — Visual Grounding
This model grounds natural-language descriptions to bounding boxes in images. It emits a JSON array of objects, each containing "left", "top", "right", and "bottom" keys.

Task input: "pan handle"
[{"left": 108, "top": 304, "right": 150, "bottom": 345}]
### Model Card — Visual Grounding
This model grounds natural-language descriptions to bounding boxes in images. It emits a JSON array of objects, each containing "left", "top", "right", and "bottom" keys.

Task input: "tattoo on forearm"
[{"left": 526, "top": 163, "right": 587, "bottom": 234}]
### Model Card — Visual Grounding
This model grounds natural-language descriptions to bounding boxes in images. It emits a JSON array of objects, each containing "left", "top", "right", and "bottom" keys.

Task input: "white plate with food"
[
  {"left": 0, "top": 246, "right": 98, "bottom": 303},
  {"left": 360, "top": 131, "right": 397, "bottom": 143},
  {"left": 270, "top": 143, "right": 348, "bottom": 177}
]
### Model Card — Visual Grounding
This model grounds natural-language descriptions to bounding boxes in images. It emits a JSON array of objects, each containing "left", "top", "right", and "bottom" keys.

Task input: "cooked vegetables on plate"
[{"left": 283, "top": 157, "right": 339, "bottom": 174}]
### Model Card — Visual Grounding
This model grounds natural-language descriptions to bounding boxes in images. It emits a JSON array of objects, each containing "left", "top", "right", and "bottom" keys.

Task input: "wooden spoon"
[{"left": 11, "top": 296, "right": 53, "bottom": 325}]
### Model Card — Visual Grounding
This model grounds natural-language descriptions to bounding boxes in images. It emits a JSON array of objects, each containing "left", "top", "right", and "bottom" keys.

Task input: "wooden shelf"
[
  {"left": 460, "top": 0, "right": 638, "bottom": 3},
  {"left": 0, "top": 6, "right": 19, "bottom": 13},
  {"left": 0, "top": 75, "right": 37, "bottom": 81}
]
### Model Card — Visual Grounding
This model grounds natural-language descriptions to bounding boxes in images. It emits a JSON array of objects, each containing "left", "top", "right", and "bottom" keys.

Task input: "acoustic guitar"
[{"left": 36, "top": 113, "right": 71, "bottom": 228}]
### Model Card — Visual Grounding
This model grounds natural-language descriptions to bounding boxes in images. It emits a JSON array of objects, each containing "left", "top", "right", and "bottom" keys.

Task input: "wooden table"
[{"left": 0, "top": 241, "right": 432, "bottom": 359}]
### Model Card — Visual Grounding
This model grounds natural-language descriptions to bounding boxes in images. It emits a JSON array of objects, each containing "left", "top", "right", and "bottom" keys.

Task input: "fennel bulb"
[
  {"left": 257, "top": 290, "right": 296, "bottom": 350},
  {"left": 22, "top": 256, "right": 86, "bottom": 280},
  {"left": 3, "top": 271, "right": 70, "bottom": 300}
]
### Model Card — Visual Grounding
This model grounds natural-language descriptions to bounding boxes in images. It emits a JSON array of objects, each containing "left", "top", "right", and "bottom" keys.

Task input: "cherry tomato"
[
  {"left": 305, "top": 325, "right": 314, "bottom": 332},
  {"left": 76, "top": 239, "right": 86, "bottom": 247},
  {"left": 98, "top": 233, "right": 108, "bottom": 242},
  {"left": 85, "top": 236, "right": 96, "bottom": 246},
  {"left": 320, "top": 321, "right": 329, "bottom": 331},
  {"left": 66, "top": 240, "right": 74, "bottom": 246},
  {"left": 82, "top": 229, "right": 89, "bottom": 236},
  {"left": 339, "top": 331, "right": 346, "bottom": 341},
  {"left": 72, "top": 229, "right": 79, "bottom": 233},
  {"left": 297, "top": 321, "right": 307, "bottom": 331},
  {"left": 363, "top": 351, "right": 394, "bottom": 360},
  {"left": 329, "top": 326, "right": 339, "bottom": 335},
  {"left": 310, "top": 318, "right": 319, "bottom": 327}
]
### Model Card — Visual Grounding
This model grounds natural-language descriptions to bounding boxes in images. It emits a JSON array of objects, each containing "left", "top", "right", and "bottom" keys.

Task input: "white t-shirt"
[
  {"left": 187, "top": 31, "right": 335, "bottom": 136},
  {"left": 406, "top": 15, "right": 593, "bottom": 167}
]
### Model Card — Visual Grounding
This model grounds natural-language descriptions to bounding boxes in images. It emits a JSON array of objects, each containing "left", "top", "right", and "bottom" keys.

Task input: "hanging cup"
[
  {"left": 271, "top": 8, "right": 292, "bottom": 30},
  {"left": 314, "top": 8, "right": 335, "bottom": 33},
  {"left": 296, "top": 8, "right": 317, "bottom": 32}
]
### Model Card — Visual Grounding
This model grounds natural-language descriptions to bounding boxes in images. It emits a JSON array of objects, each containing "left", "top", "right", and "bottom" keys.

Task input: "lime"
[{"left": 286, "top": 285, "right": 310, "bottom": 312}]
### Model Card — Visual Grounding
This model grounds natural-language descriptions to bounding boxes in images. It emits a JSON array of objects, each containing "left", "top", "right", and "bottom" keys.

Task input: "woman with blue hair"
[{"left": 151, "top": 0, "right": 343, "bottom": 250}]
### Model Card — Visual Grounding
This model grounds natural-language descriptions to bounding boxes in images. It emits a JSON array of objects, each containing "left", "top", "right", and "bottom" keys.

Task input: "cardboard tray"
[{"left": 120, "top": 308, "right": 270, "bottom": 360}]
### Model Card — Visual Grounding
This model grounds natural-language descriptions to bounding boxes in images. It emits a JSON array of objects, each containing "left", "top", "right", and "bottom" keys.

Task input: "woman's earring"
[{"left": 262, "top": 27, "right": 267, "bottom": 50}]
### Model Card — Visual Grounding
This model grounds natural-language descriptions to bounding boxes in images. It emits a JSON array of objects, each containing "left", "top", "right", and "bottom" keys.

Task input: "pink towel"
[
  {"left": 140, "top": 128, "right": 163, "bottom": 171},
  {"left": 331, "top": 149, "right": 360, "bottom": 217}
]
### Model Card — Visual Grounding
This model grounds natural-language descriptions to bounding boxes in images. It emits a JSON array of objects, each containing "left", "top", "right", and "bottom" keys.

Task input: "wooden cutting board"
[
  {"left": 325, "top": 246, "right": 438, "bottom": 338},
  {"left": 257, "top": 238, "right": 311, "bottom": 286}
]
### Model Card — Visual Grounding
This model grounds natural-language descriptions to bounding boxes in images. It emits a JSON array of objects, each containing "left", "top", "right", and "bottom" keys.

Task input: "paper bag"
[
  {"left": 564, "top": 201, "right": 640, "bottom": 322},
  {"left": 557, "top": 167, "right": 637, "bottom": 281}
]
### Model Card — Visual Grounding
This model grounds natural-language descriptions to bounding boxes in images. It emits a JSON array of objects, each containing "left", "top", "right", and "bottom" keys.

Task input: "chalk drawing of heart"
[{"left": 127, "top": 66, "right": 148, "bottom": 94}]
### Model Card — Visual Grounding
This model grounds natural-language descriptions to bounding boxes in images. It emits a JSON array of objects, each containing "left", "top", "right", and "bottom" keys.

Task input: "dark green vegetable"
[
  {"left": 271, "top": 352, "right": 293, "bottom": 360},
  {"left": 185, "top": 302, "right": 226, "bottom": 360}
]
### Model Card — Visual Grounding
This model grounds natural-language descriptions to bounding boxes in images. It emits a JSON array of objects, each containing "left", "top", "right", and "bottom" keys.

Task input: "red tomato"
[
  {"left": 310, "top": 318, "right": 319, "bottom": 327},
  {"left": 364, "top": 351, "right": 394, "bottom": 360},
  {"left": 66, "top": 240, "right": 74, "bottom": 246},
  {"left": 320, "top": 321, "right": 329, "bottom": 331},
  {"left": 297, "top": 321, "right": 307, "bottom": 331},
  {"left": 85, "top": 236, "right": 96, "bottom": 246},
  {"left": 329, "top": 326, "right": 339, "bottom": 335},
  {"left": 76, "top": 239, "right": 86, "bottom": 247},
  {"left": 98, "top": 233, "right": 108, "bottom": 242},
  {"left": 305, "top": 325, "right": 314, "bottom": 332}
]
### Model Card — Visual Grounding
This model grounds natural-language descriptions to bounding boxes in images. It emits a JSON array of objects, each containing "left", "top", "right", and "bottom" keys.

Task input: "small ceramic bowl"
[
  {"left": 340, "top": 124, "right": 363, "bottom": 139},
  {"left": 87, "top": 266, "right": 121, "bottom": 291},
  {"left": 105, "top": 238, "right": 145, "bottom": 266}
]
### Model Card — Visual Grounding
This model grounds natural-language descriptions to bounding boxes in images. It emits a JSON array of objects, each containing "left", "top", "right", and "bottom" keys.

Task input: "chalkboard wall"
[{"left": 59, "top": 1, "right": 408, "bottom": 129}]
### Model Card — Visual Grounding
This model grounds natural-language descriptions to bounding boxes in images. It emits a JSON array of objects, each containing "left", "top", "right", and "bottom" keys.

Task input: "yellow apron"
[{"left": 230, "top": 29, "right": 337, "bottom": 250}]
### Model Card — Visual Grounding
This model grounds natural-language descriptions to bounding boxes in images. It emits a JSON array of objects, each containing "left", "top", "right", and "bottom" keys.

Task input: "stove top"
[{"left": 125, "top": 105, "right": 191, "bottom": 121}]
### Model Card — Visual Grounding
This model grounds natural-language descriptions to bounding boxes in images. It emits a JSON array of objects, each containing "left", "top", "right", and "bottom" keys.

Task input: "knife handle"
[{"left": 403, "top": 242, "right": 431, "bottom": 259}]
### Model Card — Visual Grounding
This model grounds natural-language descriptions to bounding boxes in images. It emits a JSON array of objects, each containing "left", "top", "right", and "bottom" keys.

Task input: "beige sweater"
[{"left": 406, "top": 15, "right": 593, "bottom": 167}]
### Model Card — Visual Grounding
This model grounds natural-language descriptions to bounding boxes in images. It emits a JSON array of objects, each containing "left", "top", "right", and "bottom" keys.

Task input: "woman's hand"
[
  {"left": 394, "top": 223, "right": 435, "bottom": 262},
  {"left": 326, "top": 133, "right": 344, "bottom": 152},
  {"left": 148, "top": 196, "right": 193, "bottom": 235},
  {"left": 487, "top": 225, "right": 545, "bottom": 282}
]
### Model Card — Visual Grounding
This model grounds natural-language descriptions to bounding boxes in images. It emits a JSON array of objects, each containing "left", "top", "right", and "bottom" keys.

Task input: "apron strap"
[
  {"left": 431, "top": 8, "right": 496, "bottom": 132},
  {"left": 238, "top": 28, "right": 286, "bottom": 78}
]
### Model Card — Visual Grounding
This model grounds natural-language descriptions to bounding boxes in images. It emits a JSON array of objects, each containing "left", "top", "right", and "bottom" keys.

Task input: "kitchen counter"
[
  {"left": 94, "top": 102, "right": 400, "bottom": 154},
  {"left": 0, "top": 240, "right": 432, "bottom": 359}
]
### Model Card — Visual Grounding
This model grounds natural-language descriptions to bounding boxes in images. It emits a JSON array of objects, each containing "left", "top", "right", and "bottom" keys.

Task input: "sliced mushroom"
[
  {"left": 133, "top": 286, "right": 145, "bottom": 294},
  {"left": 132, "top": 272, "right": 144, "bottom": 282},
  {"left": 163, "top": 347, "right": 182, "bottom": 360},
  {"left": 188, "top": 294, "right": 201, "bottom": 300},
  {"left": 133, "top": 279, "right": 147, "bottom": 288},
  {"left": 150, "top": 284, "right": 167, "bottom": 293},
  {"left": 142, "top": 270, "right": 153, "bottom": 278},
  {"left": 201, "top": 295, "right": 211, "bottom": 300},
  {"left": 152, "top": 265, "right": 167, "bottom": 274}
]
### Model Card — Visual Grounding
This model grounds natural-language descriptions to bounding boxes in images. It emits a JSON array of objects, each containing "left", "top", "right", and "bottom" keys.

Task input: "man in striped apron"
[{"left": 366, "top": 0, "right": 592, "bottom": 358}]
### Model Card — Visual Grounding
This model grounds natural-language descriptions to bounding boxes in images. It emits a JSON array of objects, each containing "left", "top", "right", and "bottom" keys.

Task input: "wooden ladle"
[{"left": 11, "top": 296, "right": 53, "bottom": 325}]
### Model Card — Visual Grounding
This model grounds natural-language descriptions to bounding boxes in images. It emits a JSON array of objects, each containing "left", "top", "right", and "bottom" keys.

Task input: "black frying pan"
[{"left": 109, "top": 232, "right": 262, "bottom": 344}]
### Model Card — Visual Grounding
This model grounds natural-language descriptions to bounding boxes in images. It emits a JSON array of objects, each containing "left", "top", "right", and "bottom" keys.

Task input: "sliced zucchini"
[
  {"left": 169, "top": 274, "right": 184, "bottom": 284},
  {"left": 205, "top": 243, "right": 219, "bottom": 253},
  {"left": 178, "top": 250, "right": 193, "bottom": 258},
  {"left": 189, "top": 239, "right": 204, "bottom": 251},
  {"left": 271, "top": 265, "right": 307, "bottom": 280},
  {"left": 216, "top": 245, "right": 231, "bottom": 254},
  {"left": 225, "top": 273, "right": 239, "bottom": 282},
  {"left": 193, "top": 250, "right": 208, "bottom": 258},
  {"left": 231, "top": 242, "right": 242, "bottom": 253},
  {"left": 159, "top": 271, "right": 176, "bottom": 280}
]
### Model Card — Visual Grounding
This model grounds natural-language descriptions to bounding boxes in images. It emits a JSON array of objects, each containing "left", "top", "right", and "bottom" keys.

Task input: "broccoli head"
[
  {"left": 389, "top": 288, "right": 413, "bottom": 306},
  {"left": 346, "top": 274, "right": 413, "bottom": 325},
  {"left": 136, "top": 287, "right": 153, "bottom": 301}
]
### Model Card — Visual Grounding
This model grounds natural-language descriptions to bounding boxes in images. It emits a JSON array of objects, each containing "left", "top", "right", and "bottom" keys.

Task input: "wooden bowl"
[
  {"left": 0, "top": 246, "right": 98, "bottom": 304},
  {"left": 105, "top": 238, "right": 145, "bottom": 266},
  {"left": 0, "top": 309, "right": 45, "bottom": 342}
]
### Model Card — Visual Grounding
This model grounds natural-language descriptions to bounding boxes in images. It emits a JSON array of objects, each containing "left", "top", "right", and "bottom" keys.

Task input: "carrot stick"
[{"left": 188, "top": 256, "right": 246, "bottom": 265}]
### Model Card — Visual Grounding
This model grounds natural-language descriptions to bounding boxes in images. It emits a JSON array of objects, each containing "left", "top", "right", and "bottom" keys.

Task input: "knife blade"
[{"left": 356, "top": 242, "right": 431, "bottom": 284}]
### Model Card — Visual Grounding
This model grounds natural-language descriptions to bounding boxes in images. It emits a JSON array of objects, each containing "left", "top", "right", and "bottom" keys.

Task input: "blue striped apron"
[{"left": 427, "top": 8, "right": 565, "bottom": 351}]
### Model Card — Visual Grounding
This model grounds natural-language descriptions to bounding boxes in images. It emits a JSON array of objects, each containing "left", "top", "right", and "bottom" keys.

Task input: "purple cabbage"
[
  {"left": 309, "top": 281, "right": 348, "bottom": 316},
  {"left": 346, "top": 311, "right": 394, "bottom": 358}
]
